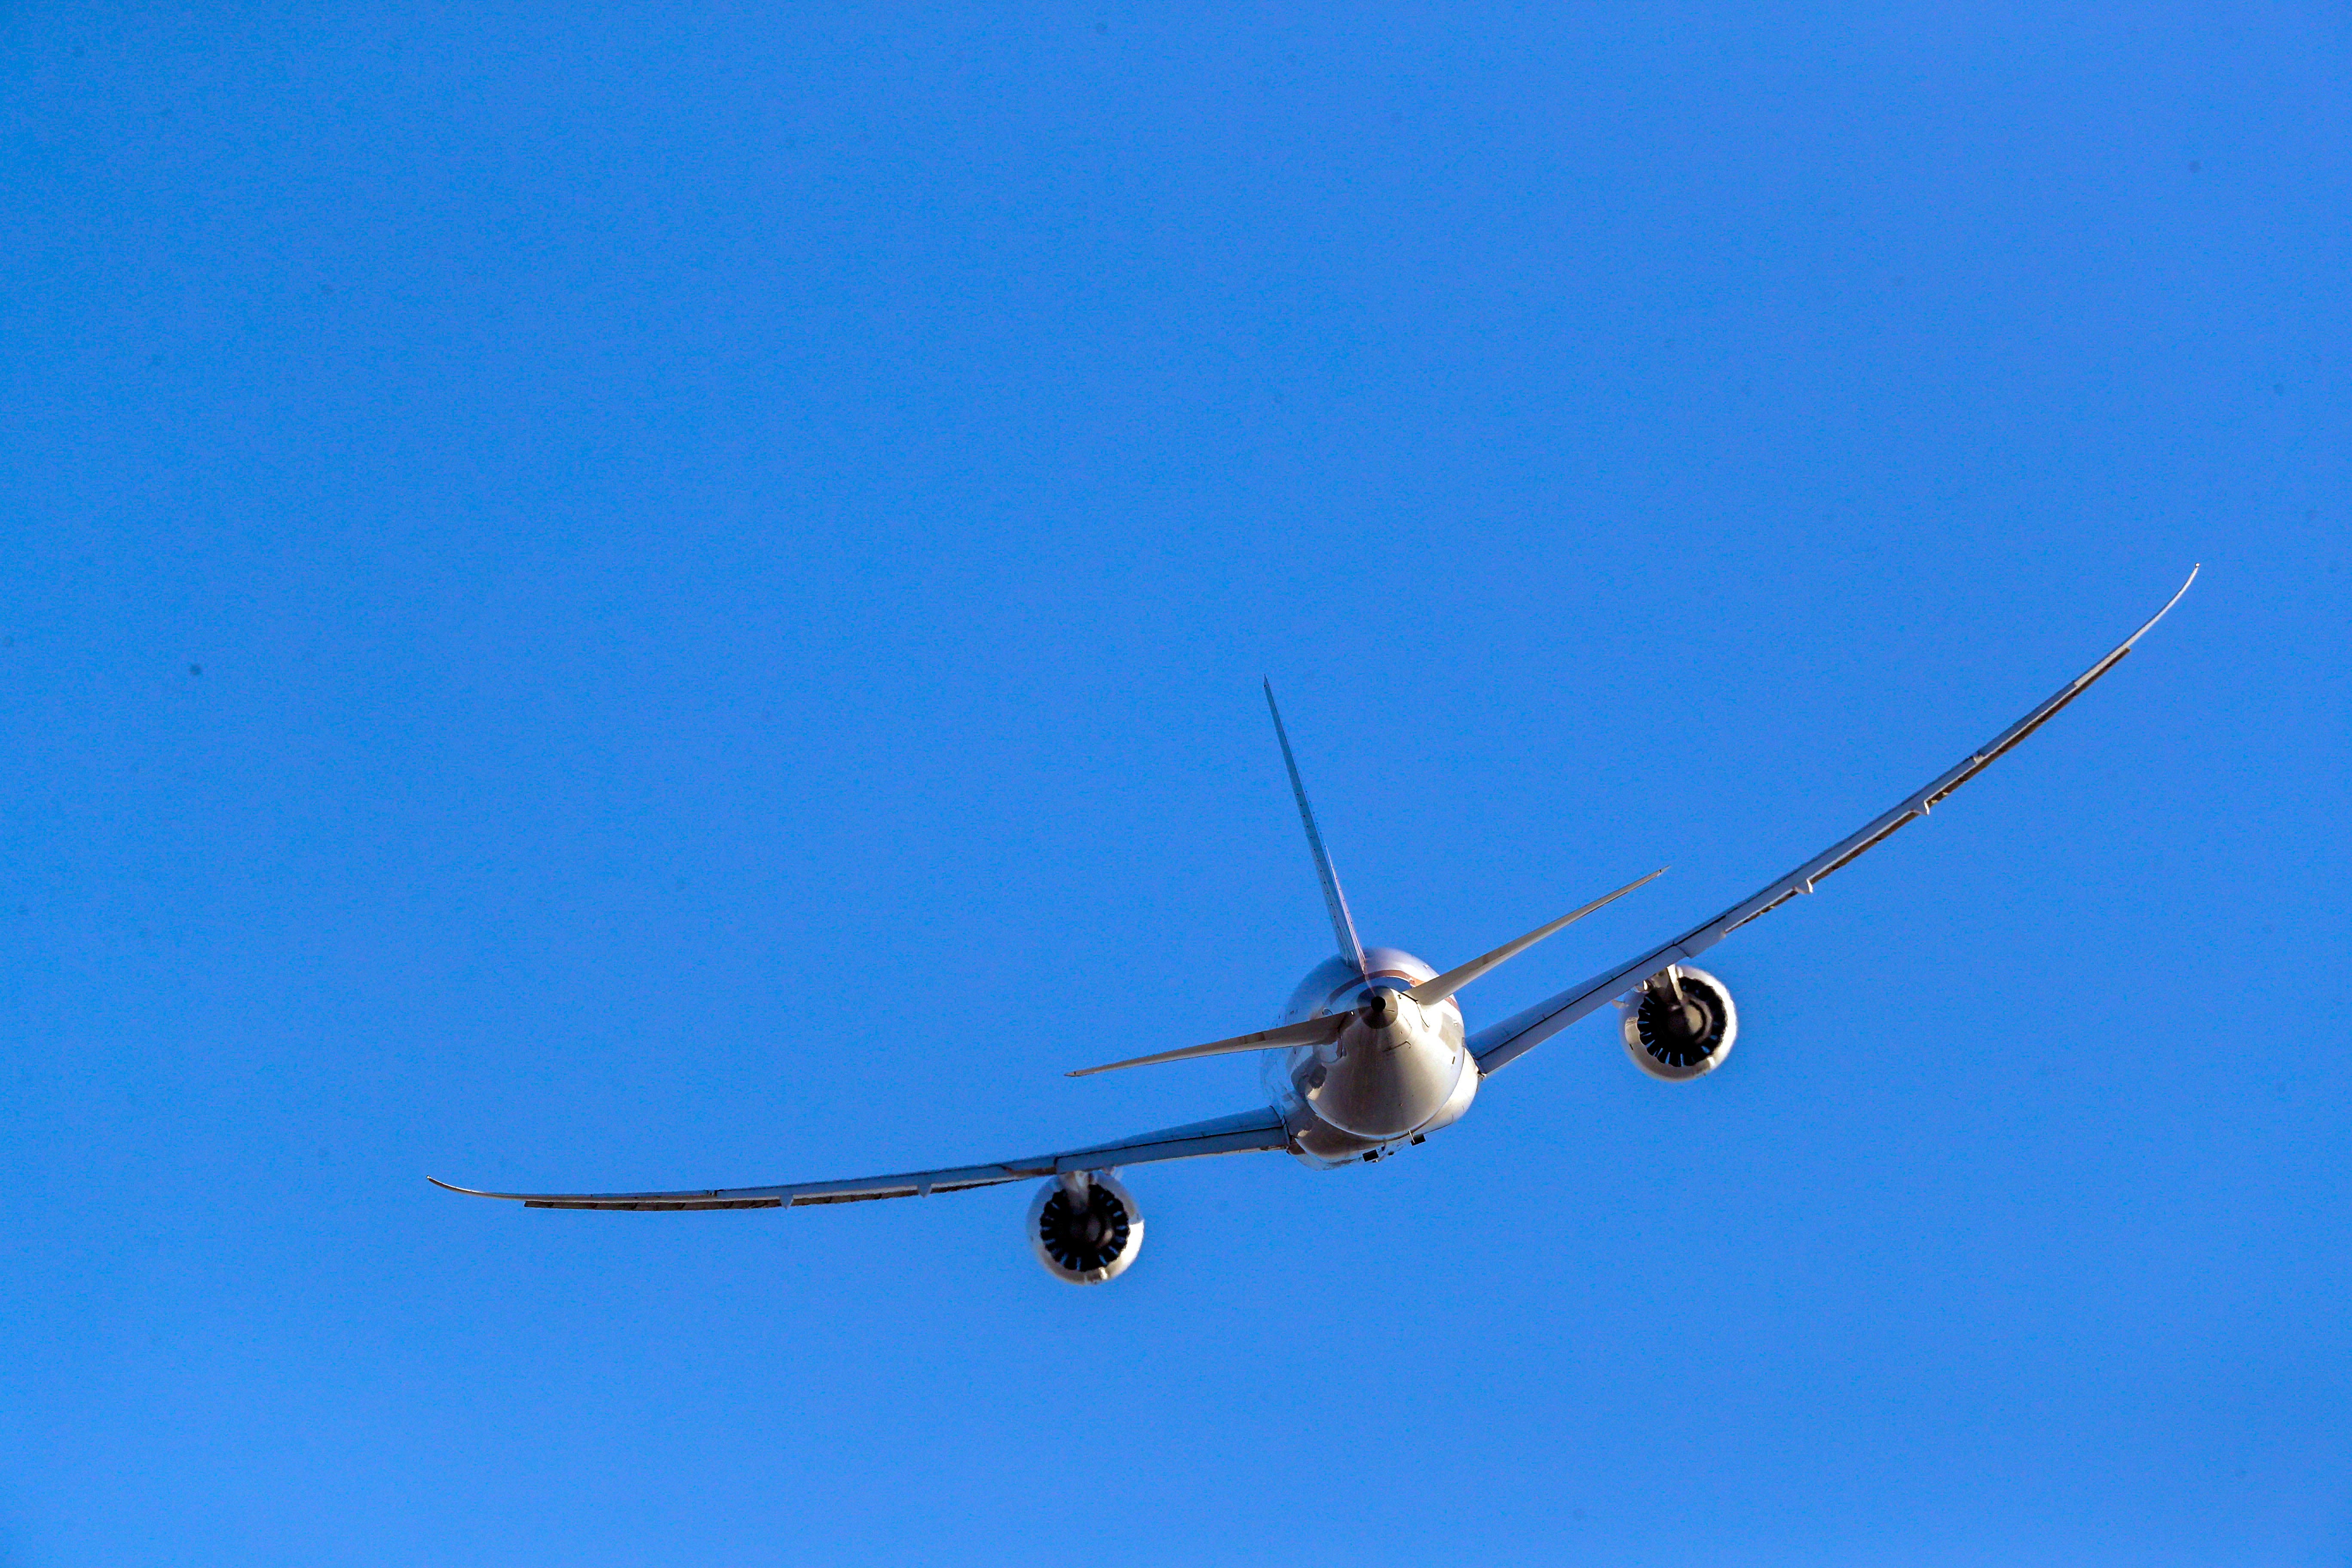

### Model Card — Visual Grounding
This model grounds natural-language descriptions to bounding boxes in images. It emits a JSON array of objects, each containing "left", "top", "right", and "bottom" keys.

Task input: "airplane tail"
[
  {"left": 1262, "top": 679, "right": 1368, "bottom": 980},
  {"left": 1064, "top": 869, "right": 1665, "bottom": 1077}
]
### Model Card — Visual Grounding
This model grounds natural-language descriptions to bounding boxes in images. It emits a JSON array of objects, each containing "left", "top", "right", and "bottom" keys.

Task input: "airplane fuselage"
[{"left": 1263, "top": 947, "right": 1478, "bottom": 1168}]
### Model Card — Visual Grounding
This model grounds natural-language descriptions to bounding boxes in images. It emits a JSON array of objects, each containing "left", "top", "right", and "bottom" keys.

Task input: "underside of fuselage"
[{"left": 1263, "top": 947, "right": 1477, "bottom": 1168}]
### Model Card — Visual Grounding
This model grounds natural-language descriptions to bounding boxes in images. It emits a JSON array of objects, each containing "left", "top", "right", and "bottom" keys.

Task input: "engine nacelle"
[
  {"left": 1618, "top": 965, "right": 1738, "bottom": 1081},
  {"left": 1028, "top": 1171, "right": 1143, "bottom": 1284}
]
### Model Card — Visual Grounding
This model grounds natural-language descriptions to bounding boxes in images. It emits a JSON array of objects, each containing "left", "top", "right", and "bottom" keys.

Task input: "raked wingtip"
[{"left": 429, "top": 1176, "right": 503, "bottom": 1198}]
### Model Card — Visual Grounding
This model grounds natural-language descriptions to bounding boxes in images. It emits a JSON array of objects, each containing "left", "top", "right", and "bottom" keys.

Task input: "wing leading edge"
[
  {"left": 1470, "top": 566, "right": 2199, "bottom": 1076},
  {"left": 429, "top": 1108, "right": 1289, "bottom": 1212}
]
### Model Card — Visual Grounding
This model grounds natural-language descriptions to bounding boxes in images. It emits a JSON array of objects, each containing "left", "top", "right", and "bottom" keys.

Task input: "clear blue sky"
[{"left": 2, "top": 2, "right": 2344, "bottom": 1563}]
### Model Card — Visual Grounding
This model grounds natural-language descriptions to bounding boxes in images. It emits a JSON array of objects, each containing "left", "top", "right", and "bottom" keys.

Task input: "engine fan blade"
[
  {"left": 1066, "top": 1011, "right": 1348, "bottom": 1078},
  {"left": 1405, "top": 868, "right": 1667, "bottom": 1008}
]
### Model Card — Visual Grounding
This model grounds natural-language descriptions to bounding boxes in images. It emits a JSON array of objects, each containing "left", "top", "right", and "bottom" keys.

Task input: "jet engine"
[
  {"left": 1028, "top": 1171, "right": 1143, "bottom": 1284},
  {"left": 1619, "top": 965, "right": 1738, "bottom": 1081}
]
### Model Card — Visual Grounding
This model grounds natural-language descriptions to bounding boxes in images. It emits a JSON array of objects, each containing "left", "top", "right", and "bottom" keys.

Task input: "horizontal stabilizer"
[
  {"left": 1406, "top": 868, "right": 1667, "bottom": 1007},
  {"left": 1067, "top": 1011, "right": 1347, "bottom": 1078}
]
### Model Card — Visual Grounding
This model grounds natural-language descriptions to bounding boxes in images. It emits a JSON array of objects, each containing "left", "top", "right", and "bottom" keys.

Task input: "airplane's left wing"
[
  {"left": 1470, "top": 566, "right": 2198, "bottom": 1077},
  {"left": 429, "top": 1107, "right": 1289, "bottom": 1211}
]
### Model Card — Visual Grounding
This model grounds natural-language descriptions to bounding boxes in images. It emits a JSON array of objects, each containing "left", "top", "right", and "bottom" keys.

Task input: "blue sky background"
[{"left": 2, "top": 1, "right": 2346, "bottom": 1563}]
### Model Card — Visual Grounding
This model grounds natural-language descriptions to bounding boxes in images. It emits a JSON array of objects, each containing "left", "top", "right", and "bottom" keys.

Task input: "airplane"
[{"left": 434, "top": 567, "right": 2198, "bottom": 1283}]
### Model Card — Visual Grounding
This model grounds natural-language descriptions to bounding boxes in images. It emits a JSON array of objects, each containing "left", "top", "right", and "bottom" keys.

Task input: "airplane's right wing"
[
  {"left": 1470, "top": 566, "right": 2198, "bottom": 1077},
  {"left": 430, "top": 1108, "right": 1289, "bottom": 1212}
]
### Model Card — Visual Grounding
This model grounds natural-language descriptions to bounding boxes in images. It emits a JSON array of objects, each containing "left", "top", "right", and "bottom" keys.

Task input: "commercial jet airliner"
[{"left": 436, "top": 569, "right": 2198, "bottom": 1282}]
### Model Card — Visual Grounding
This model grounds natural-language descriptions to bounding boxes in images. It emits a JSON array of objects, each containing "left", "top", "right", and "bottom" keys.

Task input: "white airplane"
[{"left": 435, "top": 569, "right": 2198, "bottom": 1283}]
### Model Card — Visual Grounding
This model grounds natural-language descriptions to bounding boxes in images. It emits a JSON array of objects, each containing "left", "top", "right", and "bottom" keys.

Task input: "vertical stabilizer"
[{"left": 1263, "top": 680, "right": 1369, "bottom": 979}]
